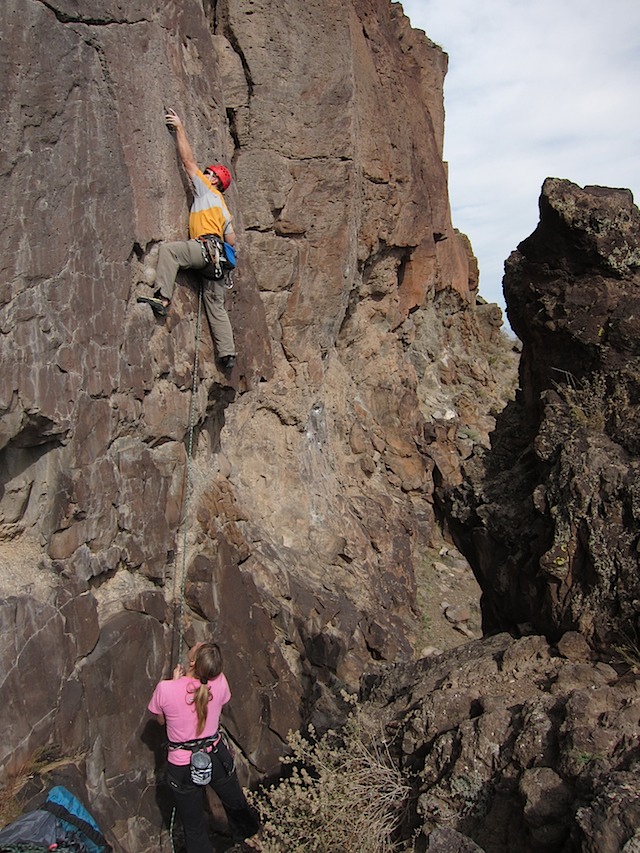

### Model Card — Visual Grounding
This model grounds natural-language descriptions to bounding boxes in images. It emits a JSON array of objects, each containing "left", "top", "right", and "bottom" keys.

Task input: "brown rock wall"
[{"left": 0, "top": 0, "right": 516, "bottom": 847}]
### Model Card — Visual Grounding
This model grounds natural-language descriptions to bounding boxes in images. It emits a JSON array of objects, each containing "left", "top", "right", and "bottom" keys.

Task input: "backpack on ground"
[{"left": 0, "top": 786, "right": 111, "bottom": 853}]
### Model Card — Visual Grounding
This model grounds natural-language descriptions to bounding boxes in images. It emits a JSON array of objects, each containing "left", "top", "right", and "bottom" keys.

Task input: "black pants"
[{"left": 167, "top": 743, "right": 259, "bottom": 853}]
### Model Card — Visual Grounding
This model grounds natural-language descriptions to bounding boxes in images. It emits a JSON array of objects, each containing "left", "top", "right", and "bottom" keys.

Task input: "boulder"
[{"left": 362, "top": 632, "right": 640, "bottom": 852}]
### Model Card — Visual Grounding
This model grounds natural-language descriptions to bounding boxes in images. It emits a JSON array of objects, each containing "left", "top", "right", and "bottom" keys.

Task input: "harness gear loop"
[{"left": 195, "top": 234, "right": 236, "bottom": 284}]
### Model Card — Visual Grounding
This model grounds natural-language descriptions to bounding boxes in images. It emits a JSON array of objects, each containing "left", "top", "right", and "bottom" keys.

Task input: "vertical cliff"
[
  {"left": 0, "top": 1, "right": 516, "bottom": 848},
  {"left": 444, "top": 179, "right": 640, "bottom": 646},
  {"left": 369, "top": 180, "right": 640, "bottom": 853}
]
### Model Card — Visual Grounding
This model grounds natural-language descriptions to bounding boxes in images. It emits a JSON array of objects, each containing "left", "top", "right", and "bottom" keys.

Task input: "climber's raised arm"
[{"left": 165, "top": 109, "right": 197, "bottom": 179}]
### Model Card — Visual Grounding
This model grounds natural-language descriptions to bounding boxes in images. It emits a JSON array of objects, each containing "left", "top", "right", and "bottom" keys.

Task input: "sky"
[{"left": 395, "top": 0, "right": 640, "bottom": 327}]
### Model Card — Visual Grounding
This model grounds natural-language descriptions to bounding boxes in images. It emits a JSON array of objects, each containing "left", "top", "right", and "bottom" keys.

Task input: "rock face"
[
  {"left": 508, "top": 179, "right": 640, "bottom": 413},
  {"left": 363, "top": 630, "right": 640, "bottom": 853},
  {"left": 0, "top": 0, "right": 516, "bottom": 849},
  {"left": 388, "top": 180, "right": 640, "bottom": 851},
  {"left": 445, "top": 179, "right": 640, "bottom": 645}
]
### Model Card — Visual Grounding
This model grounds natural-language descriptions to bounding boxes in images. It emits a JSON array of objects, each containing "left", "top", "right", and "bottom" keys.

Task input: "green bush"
[{"left": 248, "top": 700, "right": 410, "bottom": 852}]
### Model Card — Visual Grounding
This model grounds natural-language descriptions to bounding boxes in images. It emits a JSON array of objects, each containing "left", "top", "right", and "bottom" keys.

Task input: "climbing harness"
[
  {"left": 195, "top": 234, "right": 236, "bottom": 286},
  {"left": 167, "top": 733, "right": 221, "bottom": 786},
  {"left": 167, "top": 732, "right": 221, "bottom": 752}
]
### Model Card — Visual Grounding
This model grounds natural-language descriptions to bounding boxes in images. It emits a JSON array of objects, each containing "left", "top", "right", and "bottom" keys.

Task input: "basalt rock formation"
[
  {"left": 3, "top": 1, "right": 639, "bottom": 850},
  {"left": 0, "top": 1, "right": 516, "bottom": 849},
  {"left": 416, "top": 179, "right": 640, "bottom": 851},
  {"left": 444, "top": 179, "right": 640, "bottom": 646},
  {"left": 363, "top": 629, "right": 640, "bottom": 853}
]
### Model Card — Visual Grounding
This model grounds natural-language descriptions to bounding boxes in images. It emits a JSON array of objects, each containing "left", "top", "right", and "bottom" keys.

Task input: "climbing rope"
[
  {"left": 168, "top": 281, "right": 204, "bottom": 853},
  {"left": 172, "top": 280, "right": 204, "bottom": 665}
]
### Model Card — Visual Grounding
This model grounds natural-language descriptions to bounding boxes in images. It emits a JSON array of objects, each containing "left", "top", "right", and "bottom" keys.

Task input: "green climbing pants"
[{"left": 155, "top": 239, "right": 236, "bottom": 359}]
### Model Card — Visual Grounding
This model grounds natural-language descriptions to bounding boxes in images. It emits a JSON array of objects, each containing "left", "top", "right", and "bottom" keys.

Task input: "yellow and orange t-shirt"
[{"left": 189, "top": 169, "right": 233, "bottom": 240}]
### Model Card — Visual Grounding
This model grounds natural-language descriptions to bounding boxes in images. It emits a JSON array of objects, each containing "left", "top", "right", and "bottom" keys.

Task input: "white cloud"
[{"left": 396, "top": 0, "right": 640, "bottom": 326}]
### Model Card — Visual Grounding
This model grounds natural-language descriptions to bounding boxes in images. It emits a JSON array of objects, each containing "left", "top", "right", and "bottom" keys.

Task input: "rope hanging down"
[
  {"left": 169, "top": 281, "right": 203, "bottom": 853},
  {"left": 173, "top": 281, "right": 204, "bottom": 667}
]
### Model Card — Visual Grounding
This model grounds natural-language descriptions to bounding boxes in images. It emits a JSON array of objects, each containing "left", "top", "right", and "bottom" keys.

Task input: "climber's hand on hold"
[{"left": 165, "top": 108, "right": 182, "bottom": 132}]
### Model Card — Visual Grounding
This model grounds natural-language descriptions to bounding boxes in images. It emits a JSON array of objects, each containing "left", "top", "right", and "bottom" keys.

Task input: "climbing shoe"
[
  {"left": 137, "top": 295, "right": 169, "bottom": 317},
  {"left": 219, "top": 354, "right": 236, "bottom": 370}
]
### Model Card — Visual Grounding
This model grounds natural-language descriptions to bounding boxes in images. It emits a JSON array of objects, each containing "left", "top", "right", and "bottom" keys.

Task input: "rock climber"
[
  {"left": 138, "top": 109, "right": 237, "bottom": 370},
  {"left": 148, "top": 641, "right": 260, "bottom": 851}
]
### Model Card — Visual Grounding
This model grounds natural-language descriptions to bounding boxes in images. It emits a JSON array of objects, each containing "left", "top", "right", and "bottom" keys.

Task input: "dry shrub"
[
  {"left": 614, "top": 626, "right": 640, "bottom": 673},
  {"left": 248, "top": 701, "right": 410, "bottom": 852},
  {"left": 554, "top": 369, "right": 640, "bottom": 450},
  {"left": 554, "top": 371, "right": 608, "bottom": 432}
]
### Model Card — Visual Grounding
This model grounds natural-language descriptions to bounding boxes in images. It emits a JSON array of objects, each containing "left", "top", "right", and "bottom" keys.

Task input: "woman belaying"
[{"left": 148, "top": 641, "right": 260, "bottom": 850}]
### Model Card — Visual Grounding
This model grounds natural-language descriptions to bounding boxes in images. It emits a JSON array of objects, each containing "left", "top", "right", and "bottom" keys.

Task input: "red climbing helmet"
[{"left": 205, "top": 164, "right": 232, "bottom": 192}]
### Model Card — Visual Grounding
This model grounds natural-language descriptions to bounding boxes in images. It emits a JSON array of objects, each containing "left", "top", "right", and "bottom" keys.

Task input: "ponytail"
[
  {"left": 188, "top": 643, "right": 223, "bottom": 735},
  {"left": 192, "top": 685, "right": 209, "bottom": 736}
]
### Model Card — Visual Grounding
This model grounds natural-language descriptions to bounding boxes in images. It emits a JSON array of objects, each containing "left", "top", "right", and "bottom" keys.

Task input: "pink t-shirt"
[{"left": 148, "top": 673, "right": 231, "bottom": 765}]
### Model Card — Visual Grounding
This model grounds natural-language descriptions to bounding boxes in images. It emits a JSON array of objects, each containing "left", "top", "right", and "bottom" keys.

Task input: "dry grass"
[
  {"left": 552, "top": 371, "right": 608, "bottom": 432},
  {"left": 613, "top": 628, "right": 640, "bottom": 674},
  {"left": 0, "top": 746, "right": 83, "bottom": 829}
]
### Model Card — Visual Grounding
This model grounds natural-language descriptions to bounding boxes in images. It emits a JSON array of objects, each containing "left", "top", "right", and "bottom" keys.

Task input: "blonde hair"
[{"left": 188, "top": 643, "right": 223, "bottom": 735}]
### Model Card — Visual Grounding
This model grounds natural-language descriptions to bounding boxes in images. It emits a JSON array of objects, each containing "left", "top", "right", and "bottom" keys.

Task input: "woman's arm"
[{"left": 148, "top": 665, "right": 183, "bottom": 726}]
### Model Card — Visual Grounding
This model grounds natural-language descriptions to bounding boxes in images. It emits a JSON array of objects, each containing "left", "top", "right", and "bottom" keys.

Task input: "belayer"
[
  {"left": 138, "top": 109, "right": 237, "bottom": 370},
  {"left": 148, "top": 641, "right": 260, "bottom": 851}
]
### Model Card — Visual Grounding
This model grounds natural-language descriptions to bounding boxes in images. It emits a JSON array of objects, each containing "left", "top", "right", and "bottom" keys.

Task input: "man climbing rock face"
[{"left": 138, "top": 109, "right": 237, "bottom": 370}]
